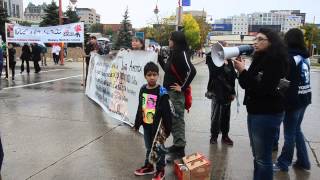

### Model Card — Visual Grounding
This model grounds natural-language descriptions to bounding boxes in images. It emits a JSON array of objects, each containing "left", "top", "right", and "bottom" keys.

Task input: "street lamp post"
[
  {"left": 154, "top": 3, "right": 160, "bottom": 44},
  {"left": 58, "top": 0, "right": 64, "bottom": 65},
  {"left": 177, "top": 0, "right": 182, "bottom": 31}
]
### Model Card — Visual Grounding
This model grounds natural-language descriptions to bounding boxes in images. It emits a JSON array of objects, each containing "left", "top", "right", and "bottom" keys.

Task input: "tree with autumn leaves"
[{"left": 182, "top": 14, "right": 201, "bottom": 49}]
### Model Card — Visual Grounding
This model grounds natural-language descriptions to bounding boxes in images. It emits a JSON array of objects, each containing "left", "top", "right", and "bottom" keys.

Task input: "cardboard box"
[
  {"left": 186, "top": 157, "right": 211, "bottom": 180},
  {"left": 174, "top": 153, "right": 211, "bottom": 180},
  {"left": 182, "top": 152, "right": 204, "bottom": 164}
]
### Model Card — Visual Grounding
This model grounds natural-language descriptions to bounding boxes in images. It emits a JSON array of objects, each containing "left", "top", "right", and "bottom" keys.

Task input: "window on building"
[
  {"left": 16, "top": 5, "right": 20, "bottom": 18},
  {"left": 12, "top": 3, "right": 16, "bottom": 17}
]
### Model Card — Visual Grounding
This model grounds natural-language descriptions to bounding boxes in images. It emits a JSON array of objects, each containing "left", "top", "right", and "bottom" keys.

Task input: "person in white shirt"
[{"left": 52, "top": 44, "right": 61, "bottom": 65}]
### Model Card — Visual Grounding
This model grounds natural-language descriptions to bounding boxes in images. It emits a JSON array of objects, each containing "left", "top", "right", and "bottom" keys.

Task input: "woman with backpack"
[
  {"left": 158, "top": 31, "right": 197, "bottom": 161},
  {"left": 274, "top": 28, "right": 312, "bottom": 172}
]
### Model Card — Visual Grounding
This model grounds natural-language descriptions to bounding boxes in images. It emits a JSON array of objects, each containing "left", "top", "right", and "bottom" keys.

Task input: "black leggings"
[{"left": 5, "top": 61, "right": 16, "bottom": 78}]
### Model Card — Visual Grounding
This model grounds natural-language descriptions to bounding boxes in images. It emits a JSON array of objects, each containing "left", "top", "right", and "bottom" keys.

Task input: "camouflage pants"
[{"left": 168, "top": 91, "right": 186, "bottom": 147}]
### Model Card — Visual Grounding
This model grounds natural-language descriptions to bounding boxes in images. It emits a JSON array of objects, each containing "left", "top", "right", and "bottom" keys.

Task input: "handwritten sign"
[{"left": 85, "top": 51, "right": 158, "bottom": 125}]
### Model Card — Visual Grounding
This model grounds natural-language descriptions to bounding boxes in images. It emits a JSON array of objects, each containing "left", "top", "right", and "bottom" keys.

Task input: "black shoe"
[
  {"left": 293, "top": 161, "right": 310, "bottom": 171},
  {"left": 210, "top": 137, "right": 217, "bottom": 144},
  {"left": 167, "top": 145, "right": 179, "bottom": 154},
  {"left": 222, "top": 136, "right": 234, "bottom": 145}
]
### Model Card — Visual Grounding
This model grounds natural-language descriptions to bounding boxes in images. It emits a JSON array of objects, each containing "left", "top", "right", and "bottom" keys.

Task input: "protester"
[
  {"left": 5, "top": 43, "right": 16, "bottom": 80},
  {"left": 234, "top": 28, "right": 288, "bottom": 180},
  {"left": 131, "top": 37, "right": 145, "bottom": 50},
  {"left": 64, "top": 43, "right": 68, "bottom": 57},
  {"left": 52, "top": 43, "right": 61, "bottom": 65},
  {"left": 31, "top": 43, "right": 42, "bottom": 73},
  {"left": 0, "top": 45, "right": 3, "bottom": 79},
  {"left": 158, "top": 31, "right": 197, "bottom": 161},
  {"left": 20, "top": 43, "right": 31, "bottom": 74},
  {"left": 133, "top": 61, "right": 173, "bottom": 180},
  {"left": 205, "top": 41, "right": 237, "bottom": 145},
  {"left": 90, "top": 36, "right": 100, "bottom": 53},
  {"left": 274, "top": 28, "right": 312, "bottom": 172},
  {"left": 41, "top": 44, "right": 48, "bottom": 66},
  {"left": 84, "top": 36, "right": 100, "bottom": 86}
]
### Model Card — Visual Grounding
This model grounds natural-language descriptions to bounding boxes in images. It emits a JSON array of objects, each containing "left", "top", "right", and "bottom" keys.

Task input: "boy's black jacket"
[{"left": 134, "top": 85, "right": 172, "bottom": 137}]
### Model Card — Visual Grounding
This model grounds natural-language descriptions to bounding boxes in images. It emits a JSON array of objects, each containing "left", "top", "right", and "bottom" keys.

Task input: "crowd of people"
[
  {"left": 0, "top": 42, "right": 53, "bottom": 80},
  {"left": 0, "top": 27, "right": 313, "bottom": 180},
  {"left": 130, "top": 28, "right": 312, "bottom": 180}
]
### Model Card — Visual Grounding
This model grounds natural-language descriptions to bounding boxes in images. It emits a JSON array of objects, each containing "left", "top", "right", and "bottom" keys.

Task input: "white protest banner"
[
  {"left": 5, "top": 23, "right": 84, "bottom": 43},
  {"left": 85, "top": 51, "right": 158, "bottom": 125}
]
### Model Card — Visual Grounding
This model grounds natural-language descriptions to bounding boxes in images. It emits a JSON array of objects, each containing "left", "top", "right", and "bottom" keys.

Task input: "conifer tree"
[
  {"left": 40, "top": 1, "right": 59, "bottom": 27},
  {"left": 65, "top": 6, "right": 80, "bottom": 24},
  {"left": 0, "top": 6, "right": 9, "bottom": 41},
  {"left": 115, "top": 8, "right": 132, "bottom": 49}
]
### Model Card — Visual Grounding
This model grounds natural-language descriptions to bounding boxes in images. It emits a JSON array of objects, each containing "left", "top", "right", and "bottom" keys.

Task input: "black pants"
[
  {"left": 85, "top": 58, "right": 90, "bottom": 85},
  {"left": 34, "top": 60, "right": 41, "bottom": 73},
  {"left": 53, "top": 54, "right": 59, "bottom": 64},
  {"left": 21, "top": 59, "right": 30, "bottom": 73},
  {"left": 5, "top": 61, "right": 16, "bottom": 79},
  {"left": 210, "top": 99, "right": 231, "bottom": 138},
  {"left": 0, "top": 137, "right": 4, "bottom": 171}
]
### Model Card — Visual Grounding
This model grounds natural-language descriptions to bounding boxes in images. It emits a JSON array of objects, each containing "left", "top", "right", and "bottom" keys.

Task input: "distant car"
[{"left": 97, "top": 37, "right": 110, "bottom": 46}]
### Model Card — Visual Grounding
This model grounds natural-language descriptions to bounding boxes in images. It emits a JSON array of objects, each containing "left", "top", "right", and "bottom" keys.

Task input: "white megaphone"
[{"left": 211, "top": 42, "right": 254, "bottom": 67}]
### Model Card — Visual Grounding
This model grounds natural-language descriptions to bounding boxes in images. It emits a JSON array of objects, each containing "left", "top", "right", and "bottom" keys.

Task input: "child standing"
[{"left": 134, "top": 62, "right": 173, "bottom": 180}]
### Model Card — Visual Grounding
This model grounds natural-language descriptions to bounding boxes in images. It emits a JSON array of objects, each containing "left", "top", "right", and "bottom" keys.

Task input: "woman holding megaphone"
[{"left": 234, "top": 28, "right": 288, "bottom": 180}]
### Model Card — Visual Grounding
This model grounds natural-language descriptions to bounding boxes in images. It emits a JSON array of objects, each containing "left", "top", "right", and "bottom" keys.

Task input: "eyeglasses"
[{"left": 253, "top": 37, "right": 268, "bottom": 42}]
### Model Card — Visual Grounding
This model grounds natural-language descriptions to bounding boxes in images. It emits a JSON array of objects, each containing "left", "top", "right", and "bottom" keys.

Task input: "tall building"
[
  {"left": 270, "top": 10, "right": 306, "bottom": 25},
  {"left": 212, "top": 10, "right": 304, "bottom": 35},
  {"left": 232, "top": 14, "right": 249, "bottom": 35},
  {"left": 76, "top": 8, "right": 100, "bottom": 29},
  {"left": 24, "top": 2, "right": 47, "bottom": 24},
  {"left": 248, "top": 11, "right": 302, "bottom": 33},
  {"left": 1, "top": 0, "right": 23, "bottom": 22}
]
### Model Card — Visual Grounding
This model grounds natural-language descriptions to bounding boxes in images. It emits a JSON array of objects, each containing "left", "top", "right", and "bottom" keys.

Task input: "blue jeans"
[
  {"left": 143, "top": 125, "right": 165, "bottom": 170},
  {"left": 247, "top": 113, "right": 284, "bottom": 180},
  {"left": 276, "top": 106, "right": 310, "bottom": 171}
]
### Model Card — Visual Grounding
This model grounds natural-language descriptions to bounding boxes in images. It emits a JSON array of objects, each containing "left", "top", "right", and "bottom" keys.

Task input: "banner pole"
[{"left": 82, "top": 43, "right": 85, "bottom": 89}]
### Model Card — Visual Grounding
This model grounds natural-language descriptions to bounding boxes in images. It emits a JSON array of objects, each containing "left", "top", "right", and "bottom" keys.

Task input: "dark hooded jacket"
[{"left": 285, "top": 48, "right": 312, "bottom": 110}]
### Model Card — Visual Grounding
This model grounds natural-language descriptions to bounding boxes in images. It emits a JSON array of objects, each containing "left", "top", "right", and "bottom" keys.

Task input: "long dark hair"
[
  {"left": 170, "top": 31, "right": 189, "bottom": 51},
  {"left": 284, "top": 28, "right": 308, "bottom": 53},
  {"left": 254, "top": 28, "right": 288, "bottom": 75}
]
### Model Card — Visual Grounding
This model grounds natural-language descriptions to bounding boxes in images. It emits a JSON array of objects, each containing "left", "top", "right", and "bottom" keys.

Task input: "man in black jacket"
[
  {"left": 31, "top": 43, "right": 42, "bottom": 73},
  {"left": 206, "top": 50, "right": 237, "bottom": 145}
]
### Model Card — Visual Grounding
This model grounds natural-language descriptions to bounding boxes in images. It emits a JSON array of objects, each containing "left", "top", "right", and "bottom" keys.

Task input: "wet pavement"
[{"left": 0, "top": 61, "right": 319, "bottom": 180}]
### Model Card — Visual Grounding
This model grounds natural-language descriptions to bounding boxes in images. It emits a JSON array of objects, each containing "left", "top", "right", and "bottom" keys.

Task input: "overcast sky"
[{"left": 24, "top": 0, "right": 320, "bottom": 28}]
